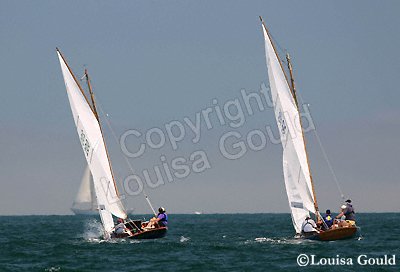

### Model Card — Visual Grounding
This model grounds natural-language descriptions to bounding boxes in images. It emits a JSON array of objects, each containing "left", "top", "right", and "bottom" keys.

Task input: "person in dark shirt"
[
  {"left": 323, "top": 209, "right": 334, "bottom": 229},
  {"left": 336, "top": 199, "right": 356, "bottom": 223}
]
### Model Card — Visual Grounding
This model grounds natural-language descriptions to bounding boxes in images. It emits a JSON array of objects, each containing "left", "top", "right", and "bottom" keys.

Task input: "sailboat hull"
[
  {"left": 129, "top": 227, "right": 168, "bottom": 240},
  {"left": 304, "top": 226, "right": 358, "bottom": 241},
  {"left": 113, "top": 227, "right": 167, "bottom": 240},
  {"left": 71, "top": 207, "right": 98, "bottom": 216}
]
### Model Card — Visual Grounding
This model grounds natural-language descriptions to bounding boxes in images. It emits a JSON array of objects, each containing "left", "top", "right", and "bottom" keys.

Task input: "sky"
[{"left": 1, "top": 1, "right": 399, "bottom": 215}]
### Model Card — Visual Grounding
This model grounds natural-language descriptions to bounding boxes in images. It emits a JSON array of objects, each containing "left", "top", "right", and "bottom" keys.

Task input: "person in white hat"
[{"left": 336, "top": 199, "right": 356, "bottom": 222}]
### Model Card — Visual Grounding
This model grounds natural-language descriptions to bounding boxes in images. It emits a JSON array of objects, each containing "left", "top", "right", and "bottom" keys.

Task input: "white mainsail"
[
  {"left": 57, "top": 49, "right": 127, "bottom": 233},
  {"left": 72, "top": 165, "right": 97, "bottom": 212},
  {"left": 261, "top": 21, "right": 316, "bottom": 233},
  {"left": 74, "top": 165, "right": 93, "bottom": 204}
]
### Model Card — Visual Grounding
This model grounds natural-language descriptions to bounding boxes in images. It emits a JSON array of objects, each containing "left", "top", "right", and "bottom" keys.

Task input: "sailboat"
[
  {"left": 56, "top": 48, "right": 167, "bottom": 239},
  {"left": 260, "top": 17, "right": 358, "bottom": 241},
  {"left": 71, "top": 166, "right": 97, "bottom": 215}
]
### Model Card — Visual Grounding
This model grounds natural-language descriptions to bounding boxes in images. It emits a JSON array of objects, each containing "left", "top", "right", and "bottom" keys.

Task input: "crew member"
[
  {"left": 301, "top": 216, "right": 319, "bottom": 235},
  {"left": 156, "top": 207, "right": 168, "bottom": 227},
  {"left": 144, "top": 207, "right": 168, "bottom": 229},
  {"left": 323, "top": 209, "right": 334, "bottom": 229},
  {"left": 114, "top": 218, "right": 126, "bottom": 235},
  {"left": 336, "top": 199, "right": 356, "bottom": 225}
]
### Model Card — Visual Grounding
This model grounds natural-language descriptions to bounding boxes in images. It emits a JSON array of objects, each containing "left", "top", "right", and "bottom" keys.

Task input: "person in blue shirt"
[
  {"left": 144, "top": 207, "right": 168, "bottom": 230},
  {"left": 323, "top": 209, "right": 334, "bottom": 229},
  {"left": 156, "top": 207, "right": 168, "bottom": 227}
]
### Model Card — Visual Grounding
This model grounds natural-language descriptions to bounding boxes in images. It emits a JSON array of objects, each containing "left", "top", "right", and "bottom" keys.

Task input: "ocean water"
[{"left": 0, "top": 213, "right": 398, "bottom": 271}]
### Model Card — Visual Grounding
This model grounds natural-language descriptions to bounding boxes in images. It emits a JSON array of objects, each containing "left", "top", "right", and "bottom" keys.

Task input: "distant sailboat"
[
  {"left": 71, "top": 166, "right": 97, "bottom": 215},
  {"left": 260, "top": 17, "right": 357, "bottom": 241},
  {"left": 57, "top": 48, "right": 167, "bottom": 239}
]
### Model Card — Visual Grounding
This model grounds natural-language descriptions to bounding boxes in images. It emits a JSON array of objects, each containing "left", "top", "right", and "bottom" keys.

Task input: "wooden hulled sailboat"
[
  {"left": 56, "top": 48, "right": 167, "bottom": 239},
  {"left": 260, "top": 17, "right": 357, "bottom": 241}
]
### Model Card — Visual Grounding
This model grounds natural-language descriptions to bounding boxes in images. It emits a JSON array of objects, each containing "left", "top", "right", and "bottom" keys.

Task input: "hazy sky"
[{"left": 1, "top": 1, "right": 399, "bottom": 215}]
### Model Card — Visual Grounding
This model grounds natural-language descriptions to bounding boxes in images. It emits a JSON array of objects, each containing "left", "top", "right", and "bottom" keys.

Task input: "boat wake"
[
  {"left": 245, "top": 237, "right": 305, "bottom": 245},
  {"left": 86, "top": 237, "right": 141, "bottom": 244}
]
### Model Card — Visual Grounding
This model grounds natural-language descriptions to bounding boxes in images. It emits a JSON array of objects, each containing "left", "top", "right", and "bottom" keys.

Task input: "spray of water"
[
  {"left": 83, "top": 218, "right": 105, "bottom": 242},
  {"left": 82, "top": 218, "right": 143, "bottom": 244}
]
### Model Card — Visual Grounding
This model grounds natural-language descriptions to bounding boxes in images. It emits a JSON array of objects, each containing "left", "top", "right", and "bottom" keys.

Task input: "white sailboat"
[
  {"left": 260, "top": 17, "right": 357, "bottom": 240},
  {"left": 71, "top": 166, "right": 97, "bottom": 215},
  {"left": 57, "top": 48, "right": 167, "bottom": 239}
]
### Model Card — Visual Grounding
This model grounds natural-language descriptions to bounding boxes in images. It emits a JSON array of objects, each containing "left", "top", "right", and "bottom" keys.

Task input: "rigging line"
[
  {"left": 94, "top": 97, "right": 158, "bottom": 216},
  {"left": 296, "top": 92, "right": 345, "bottom": 201},
  {"left": 268, "top": 32, "right": 288, "bottom": 64},
  {"left": 313, "top": 127, "right": 345, "bottom": 201}
]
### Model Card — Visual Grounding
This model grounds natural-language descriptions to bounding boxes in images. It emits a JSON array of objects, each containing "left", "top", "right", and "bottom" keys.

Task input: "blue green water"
[{"left": 0, "top": 213, "right": 398, "bottom": 271}]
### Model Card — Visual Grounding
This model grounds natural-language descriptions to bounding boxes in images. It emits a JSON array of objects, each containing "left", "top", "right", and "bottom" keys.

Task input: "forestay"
[
  {"left": 261, "top": 23, "right": 316, "bottom": 233},
  {"left": 57, "top": 50, "right": 127, "bottom": 232}
]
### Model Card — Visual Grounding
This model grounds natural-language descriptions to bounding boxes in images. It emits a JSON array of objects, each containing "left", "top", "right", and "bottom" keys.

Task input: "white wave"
[
  {"left": 245, "top": 237, "right": 304, "bottom": 245},
  {"left": 254, "top": 237, "right": 271, "bottom": 242},
  {"left": 180, "top": 236, "right": 190, "bottom": 243},
  {"left": 45, "top": 267, "right": 61, "bottom": 272}
]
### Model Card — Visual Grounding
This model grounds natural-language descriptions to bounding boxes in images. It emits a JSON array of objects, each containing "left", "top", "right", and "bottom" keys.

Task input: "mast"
[
  {"left": 285, "top": 53, "right": 299, "bottom": 106},
  {"left": 85, "top": 69, "right": 99, "bottom": 120},
  {"left": 83, "top": 68, "right": 122, "bottom": 199},
  {"left": 285, "top": 52, "right": 320, "bottom": 220}
]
